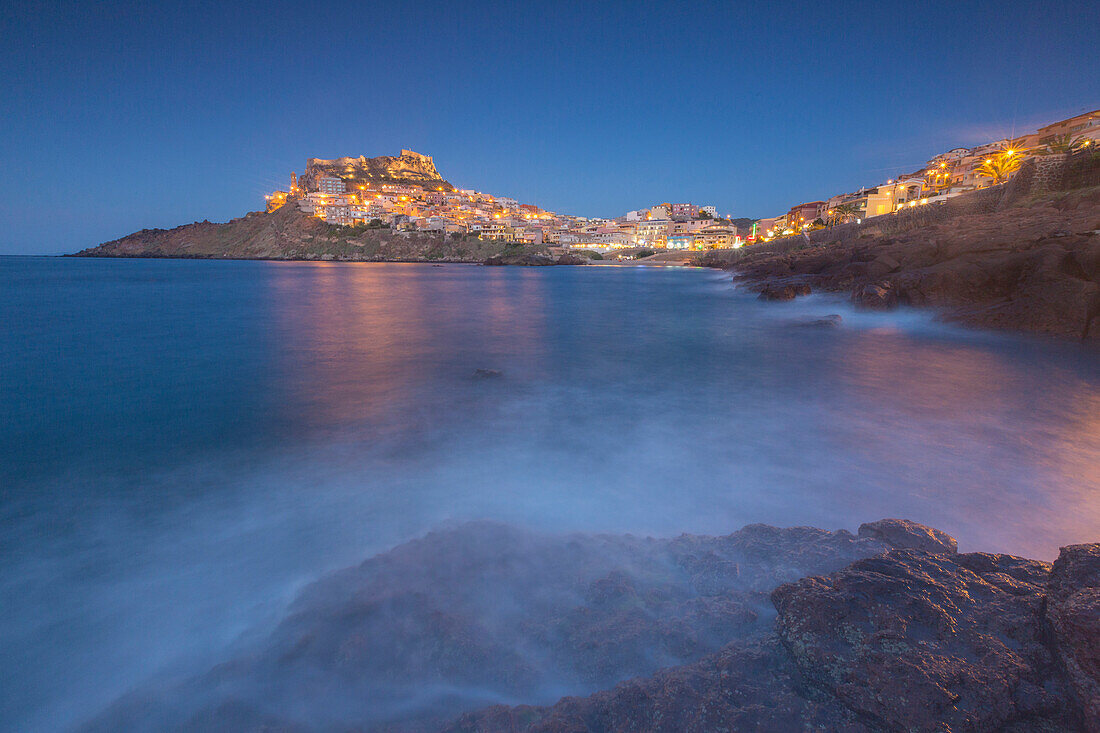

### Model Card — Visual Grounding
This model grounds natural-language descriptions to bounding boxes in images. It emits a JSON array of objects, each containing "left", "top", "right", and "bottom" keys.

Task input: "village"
[{"left": 265, "top": 109, "right": 1098, "bottom": 254}]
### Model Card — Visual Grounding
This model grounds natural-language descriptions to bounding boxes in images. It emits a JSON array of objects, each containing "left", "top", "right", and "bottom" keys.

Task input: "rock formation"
[
  {"left": 80, "top": 518, "right": 1100, "bottom": 733},
  {"left": 732, "top": 185, "right": 1100, "bottom": 340},
  {"left": 454, "top": 532, "right": 1099, "bottom": 733},
  {"left": 298, "top": 149, "right": 453, "bottom": 192},
  {"left": 82, "top": 520, "right": 931, "bottom": 732}
]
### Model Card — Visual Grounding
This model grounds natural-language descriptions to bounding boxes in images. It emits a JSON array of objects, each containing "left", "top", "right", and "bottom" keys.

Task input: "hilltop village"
[
  {"left": 266, "top": 150, "right": 739, "bottom": 252},
  {"left": 267, "top": 111, "right": 1098, "bottom": 254}
]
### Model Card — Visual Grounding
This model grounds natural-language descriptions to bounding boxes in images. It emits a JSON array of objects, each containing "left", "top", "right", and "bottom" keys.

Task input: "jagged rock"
[
  {"left": 555, "top": 253, "right": 587, "bottom": 265},
  {"left": 82, "top": 520, "right": 1099, "bottom": 733},
  {"left": 852, "top": 280, "right": 898, "bottom": 309},
  {"left": 453, "top": 543, "right": 1100, "bottom": 733},
  {"left": 757, "top": 282, "right": 811, "bottom": 301},
  {"left": 472, "top": 368, "right": 502, "bottom": 379},
  {"left": 82, "top": 521, "right": 905, "bottom": 732},
  {"left": 857, "top": 517, "right": 957, "bottom": 555},
  {"left": 772, "top": 549, "right": 1069, "bottom": 732},
  {"left": 1046, "top": 544, "right": 1100, "bottom": 730},
  {"left": 299, "top": 150, "right": 451, "bottom": 191}
]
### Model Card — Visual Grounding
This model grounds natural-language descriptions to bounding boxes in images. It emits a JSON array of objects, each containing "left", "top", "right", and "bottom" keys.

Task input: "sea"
[{"left": 2, "top": 256, "right": 1098, "bottom": 731}]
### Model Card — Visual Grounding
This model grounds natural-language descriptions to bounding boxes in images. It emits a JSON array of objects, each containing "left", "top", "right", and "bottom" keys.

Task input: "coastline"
[
  {"left": 67, "top": 203, "right": 574, "bottom": 265},
  {"left": 718, "top": 185, "right": 1100, "bottom": 342}
]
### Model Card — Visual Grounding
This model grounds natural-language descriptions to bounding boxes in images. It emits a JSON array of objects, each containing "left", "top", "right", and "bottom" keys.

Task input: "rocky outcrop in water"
[
  {"left": 82, "top": 520, "right": 1099, "bottom": 733},
  {"left": 83, "top": 520, "right": 929, "bottom": 732},
  {"left": 454, "top": 537, "right": 1100, "bottom": 733}
]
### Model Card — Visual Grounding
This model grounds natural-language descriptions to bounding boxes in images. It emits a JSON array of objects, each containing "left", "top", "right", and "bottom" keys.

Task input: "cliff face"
[
  {"left": 298, "top": 149, "right": 453, "bottom": 191},
  {"left": 70, "top": 203, "right": 528, "bottom": 262}
]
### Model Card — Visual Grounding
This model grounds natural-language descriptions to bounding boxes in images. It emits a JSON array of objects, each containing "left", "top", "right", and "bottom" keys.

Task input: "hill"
[{"left": 71, "top": 203, "right": 541, "bottom": 263}]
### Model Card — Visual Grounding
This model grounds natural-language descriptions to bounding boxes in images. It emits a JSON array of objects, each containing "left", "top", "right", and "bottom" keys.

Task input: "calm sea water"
[{"left": 2, "top": 256, "right": 1099, "bottom": 731}]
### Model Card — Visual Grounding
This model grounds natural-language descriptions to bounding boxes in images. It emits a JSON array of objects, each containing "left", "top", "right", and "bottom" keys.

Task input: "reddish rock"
[
  {"left": 857, "top": 518, "right": 958, "bottom": 555},
  {"left": 734, "top": 187, "right": 1100, "bottom": 339},
  {"left": 773, "top": 549, "right": 1070, "bottom": 731},
  {"left": 757, "top": 282, "right": 811, "bottom": 301},
  {"left": 84, "top": 521, "right": 906, "bottom": 732},
  {"left": 851, "top": 280, "right": 898, "bottom": 309},
  {"left": 82, "top": 522, "right": 1100, "bottom": 733},
  {"left": 452, "top": 543, "right": 1100, "bottom": 733},
  {"left": 1046, "top": 544, "right": 1100, "bottom": 730}
]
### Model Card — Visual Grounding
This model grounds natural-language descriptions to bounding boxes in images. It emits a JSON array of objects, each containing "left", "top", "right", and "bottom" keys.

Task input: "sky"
[{"left": 1, "top": 0, "right": 1098, "bottom": 254}]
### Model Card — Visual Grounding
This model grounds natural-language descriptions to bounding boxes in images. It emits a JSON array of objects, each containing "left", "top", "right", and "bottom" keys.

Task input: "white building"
[{"left": 318, "top": 175, "right": 346, "bottom": 195}]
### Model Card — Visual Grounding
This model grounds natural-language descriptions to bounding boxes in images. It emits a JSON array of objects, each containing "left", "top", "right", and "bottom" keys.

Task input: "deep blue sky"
[{"left": 2, "top": 0, "right": 1097, "bottom": 254}]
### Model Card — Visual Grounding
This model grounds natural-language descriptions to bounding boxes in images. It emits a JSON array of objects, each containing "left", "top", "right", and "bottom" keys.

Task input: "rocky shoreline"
[
  {"left": 82, "top": 519, "right": 1099, "bottom": 733},
  {"left": 69, "top": 203, "right": 581, "bottom": 266},
  {"left": 722, "top": 185, "right": 1100, "bottom": 342}
]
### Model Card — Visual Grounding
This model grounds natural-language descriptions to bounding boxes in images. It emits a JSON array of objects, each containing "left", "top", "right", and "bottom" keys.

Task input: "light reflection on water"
[{"left": 1, "top": 257, "right": 1098, "bottom": 732}]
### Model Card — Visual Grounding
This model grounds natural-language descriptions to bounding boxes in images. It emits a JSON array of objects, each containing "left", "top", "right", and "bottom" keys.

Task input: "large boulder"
[
  {"left": 851, "top": 280, "right": 898, "bottom": 309},
  {"left": 772, "top": 549, "right": 1071, "bottom": 731},
  {"left": 857, "top": 518, "right": 957, "bottom": 555},
  {"left": 1046, "top": 544, "right": 1100, "bottom": 730},
  {"left": 757, "top": 282, "right": 811, "bottom": 301}
]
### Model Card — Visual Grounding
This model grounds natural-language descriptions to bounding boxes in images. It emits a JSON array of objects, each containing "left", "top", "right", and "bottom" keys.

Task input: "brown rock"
[
  {"left": 857, "top": 518, "right": 957, "bottom": 554},
  {"left": 734, "top": 187, "right": 1100, "bottom": 339},
  {"left": 867, "top": 254, "right": 901, "bottom": 278},
  {"left": 451, "top": 543, "right": 1100, "bottom": 733},
  {"left": 1046, "top": 544, "right": 1100, "bottom": 730},
  {"left": 851, "top": 281, "right": 898, "bottom": 309},
  {"left": 772, "top": 549, "right": 1072, "bottom": 732},
  {"left": 757, "top": 282, "right": 811, "bottom": 301}
]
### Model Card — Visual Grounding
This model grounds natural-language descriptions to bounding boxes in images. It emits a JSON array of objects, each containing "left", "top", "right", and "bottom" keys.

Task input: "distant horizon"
[{"left": 2, "top": 0, "right": 1098, "bottom": 254}]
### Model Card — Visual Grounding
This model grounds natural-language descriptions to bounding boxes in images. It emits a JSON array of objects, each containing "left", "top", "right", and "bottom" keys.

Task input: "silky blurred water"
[{"left": 2, "top": 256, "right": 1099, "bottom": 731}]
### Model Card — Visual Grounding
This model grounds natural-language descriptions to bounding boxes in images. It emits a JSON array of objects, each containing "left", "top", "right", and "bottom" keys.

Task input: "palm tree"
[
  {"left": 828, "top": 203, "right": 860, "bottom": 226},
  {"left": 1039, "top": 134, "right": 1087, "bottom": 155},
  {"left": 975, "top": 153, "right": 1022, "bottom": 185}
]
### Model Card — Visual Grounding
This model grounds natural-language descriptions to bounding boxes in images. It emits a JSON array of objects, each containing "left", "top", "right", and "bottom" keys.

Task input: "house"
[
  {"left": 634, "top": 219, "right": 670, "bottom": 247},
  {"left": 695, "top": 225, "right": 737, "bottom": 249},
  {"left": 786, "top": 201, "right": 826, "bottom": 230},
  {"left": 670, "top": 203, "right": 699, "bottom": 220},
  {"left": 1036, "top": 109, "right": 1100, "bottom": 146},
  {"left": 318, "top": 175, "right": 346, "bottom": 195}
]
